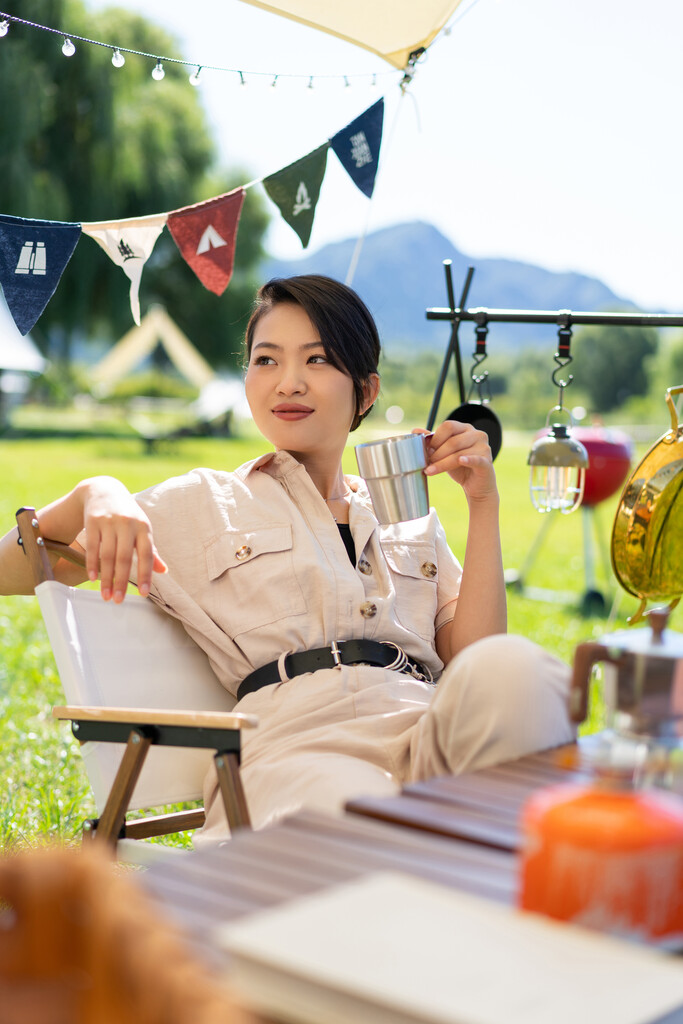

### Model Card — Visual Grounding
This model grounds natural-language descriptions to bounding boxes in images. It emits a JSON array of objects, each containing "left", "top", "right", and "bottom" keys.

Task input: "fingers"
[
  {"left": 85, "top": 518, "right": 165, "bottom": 602},
  {"left": 424, "top": 421, "right": 491, "bottom": 475}
]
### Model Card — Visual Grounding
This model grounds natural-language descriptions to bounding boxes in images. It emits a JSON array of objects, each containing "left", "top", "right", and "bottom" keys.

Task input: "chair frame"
[{"left": 15, "top": 506, "right": 254, "bottom": 848}]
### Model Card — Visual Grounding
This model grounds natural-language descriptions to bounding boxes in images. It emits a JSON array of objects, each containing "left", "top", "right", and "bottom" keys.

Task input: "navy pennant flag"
[
  {"left": 330, "top": 98, "right": 384, "bottom": 198},
  {"left": 0, "top": 215, "right": 81, "bottom": 335},
  {"left": 263, "top": 144, "right": 329, "bottom": 248}
]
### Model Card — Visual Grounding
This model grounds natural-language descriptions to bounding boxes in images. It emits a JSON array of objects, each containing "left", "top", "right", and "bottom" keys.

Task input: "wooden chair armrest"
[
  {"left": 52, "top": 705, "right": 258, "bottom": 730},
  {"left": 44, "top": 538, "right": 87, "bottom": 569}
]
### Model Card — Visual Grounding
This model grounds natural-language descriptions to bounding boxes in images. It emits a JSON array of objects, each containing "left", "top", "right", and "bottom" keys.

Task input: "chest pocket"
[
  {"left": 204, "top": 525, "right": 307, "bottom": 637},
  {"left": 381, "top": 541, "right": 439, "bottom": 640}
]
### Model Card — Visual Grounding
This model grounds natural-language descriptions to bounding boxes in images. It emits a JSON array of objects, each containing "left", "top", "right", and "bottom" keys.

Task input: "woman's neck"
[{"left": 282, "top": 448, "right": 346, "bottom": 501}]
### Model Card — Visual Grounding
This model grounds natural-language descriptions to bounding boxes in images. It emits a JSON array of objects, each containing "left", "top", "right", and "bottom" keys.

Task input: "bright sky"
[{"left": 83, "top": 0, "right": 683, "bottom": 312}]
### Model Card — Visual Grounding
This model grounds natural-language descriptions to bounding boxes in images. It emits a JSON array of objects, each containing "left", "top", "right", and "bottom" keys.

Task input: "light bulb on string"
[
  {"left": 151, "top": 59, "right": 165, "bottom": 81},
  {"left": 111, "top": 48, "right": 125, "bottom": 68},
  {"left": 371, "top": 73, "right": 377, "bottom": 87},
  {"left": 62, "top": 37, "right": 76, "bottom": 57},
  {"left": 344, "top": 76, "right": 351, "bottom": 88},
  {"left": 239, "top": 71, "right": 246, "bottom": 87},
  {"left": 0, "top": 19, "right": 10, "bottom": 38},
  {"left": 189, "top": 66, "right": 201, "bottom": 86},
  {"left": 270, "top": 74, "right": 278, "bottom": 88},
  {"left": 307, "top": 75, "right": 314, "bottom": 91}
]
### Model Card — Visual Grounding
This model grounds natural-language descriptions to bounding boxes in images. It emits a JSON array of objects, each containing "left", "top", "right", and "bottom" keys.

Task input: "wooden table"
[
  {"left": 141, "top": 739, "right": 683, "bottom": 1023},
  {"left": 345, "top": 739, "right": 597, "bottom": 852},
  {"left": 140, "top": 740, "right": 591, "bottom": 968}
]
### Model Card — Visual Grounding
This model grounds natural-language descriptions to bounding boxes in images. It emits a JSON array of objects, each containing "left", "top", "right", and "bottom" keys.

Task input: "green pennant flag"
[{"left": 263, "top": 144, "right": 329, "bottom": 248}]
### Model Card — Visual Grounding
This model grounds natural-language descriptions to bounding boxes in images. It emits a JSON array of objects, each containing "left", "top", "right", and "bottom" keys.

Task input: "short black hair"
[{"left": 245, "top": 275, "right": 381, "bottom": 430}]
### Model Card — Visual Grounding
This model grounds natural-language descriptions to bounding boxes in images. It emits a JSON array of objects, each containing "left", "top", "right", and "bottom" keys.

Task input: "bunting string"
[
  {"left": 0, "top": 99, "right": 385, "bottom": 335},
  {"left": 0, "top": 11, "right": 400, "bottom": 88}
]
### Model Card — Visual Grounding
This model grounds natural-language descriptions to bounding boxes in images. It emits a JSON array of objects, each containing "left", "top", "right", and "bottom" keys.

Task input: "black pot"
[{"left": 446, "top": 402, "right": 503, "bottom": 461}]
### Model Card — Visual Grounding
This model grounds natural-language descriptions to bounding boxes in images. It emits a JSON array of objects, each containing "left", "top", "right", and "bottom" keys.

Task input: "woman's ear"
[{"left": 360, "top": 373, "right": 381, "bottom": 415}]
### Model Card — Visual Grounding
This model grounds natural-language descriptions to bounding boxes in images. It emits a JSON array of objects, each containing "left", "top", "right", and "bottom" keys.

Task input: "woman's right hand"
[{"left": 79, "top": 477, "right": 167, "bottom": 602}]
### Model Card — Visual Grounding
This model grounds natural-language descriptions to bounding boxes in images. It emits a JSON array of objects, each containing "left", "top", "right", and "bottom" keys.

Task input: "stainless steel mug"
[{"left": 355, "top": 433, "right": 430, "bottom": 525}]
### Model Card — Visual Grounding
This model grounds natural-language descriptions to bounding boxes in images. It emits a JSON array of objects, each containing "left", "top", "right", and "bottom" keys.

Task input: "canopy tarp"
[{"left": 237, "top": 0, "right": 465, "bottom": 69}]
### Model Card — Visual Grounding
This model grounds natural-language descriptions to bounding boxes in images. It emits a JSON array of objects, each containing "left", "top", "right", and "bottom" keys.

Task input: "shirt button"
[
  {"left": 360, "top": 601, "right": 377, "bottom": 618},
  {"left": 421, "top": 561, "right": 437, "bottom": 579},
  {"left": 358, "top": 558, "right": 373, "bottom": 575},
  {"left": 235, "top": 545, "right": 252, "bottom": 561}
]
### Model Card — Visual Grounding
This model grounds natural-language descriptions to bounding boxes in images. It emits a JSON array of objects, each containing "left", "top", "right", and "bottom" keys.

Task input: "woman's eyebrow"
[{"left": 251, "top": 340, "right": 324, "bottom": 352}]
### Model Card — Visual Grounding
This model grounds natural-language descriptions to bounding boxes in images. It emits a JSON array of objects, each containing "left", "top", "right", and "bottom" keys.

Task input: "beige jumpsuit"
[{"left": 136, "top": 451, "right": 573, "bottom": 845}]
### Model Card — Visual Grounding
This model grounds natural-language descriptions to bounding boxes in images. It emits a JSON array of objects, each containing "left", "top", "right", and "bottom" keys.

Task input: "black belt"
[{"left": 237, "top": 639, "right": 432, "bottom": 700}]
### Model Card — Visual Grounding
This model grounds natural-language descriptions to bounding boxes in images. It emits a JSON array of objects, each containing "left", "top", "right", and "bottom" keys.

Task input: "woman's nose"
[{"left": 276, "top": 368, "right": 306, "bottom": 394}]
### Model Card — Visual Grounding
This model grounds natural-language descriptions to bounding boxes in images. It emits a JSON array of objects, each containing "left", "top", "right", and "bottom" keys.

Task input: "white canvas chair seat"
[
  {"left": 37, "top": 580, "right": 239, "bottom": 813},
  {"left": 15, "top": 507, "right": 256, "bottom": 851}
]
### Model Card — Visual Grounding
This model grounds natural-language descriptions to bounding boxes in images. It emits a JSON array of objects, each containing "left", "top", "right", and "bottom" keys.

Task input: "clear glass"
[{"left": 529, "top": 465, "right": 585, "bottom": 514}]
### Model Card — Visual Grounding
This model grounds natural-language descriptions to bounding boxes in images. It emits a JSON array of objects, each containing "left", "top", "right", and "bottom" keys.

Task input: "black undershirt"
[{"left": 337, "top": 522, "right": 356, "bottom": 566}]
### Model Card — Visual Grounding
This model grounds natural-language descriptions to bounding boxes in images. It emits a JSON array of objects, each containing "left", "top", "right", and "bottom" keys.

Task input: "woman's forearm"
[
  {"left": 0, "top": 475, "right": 157, "bottom": 597},
  {"left": 0, "top": 481, "right": 94, "bottom": 594},
  {"left": 436, "top": 492, "right": 507, "bottom": 664}
]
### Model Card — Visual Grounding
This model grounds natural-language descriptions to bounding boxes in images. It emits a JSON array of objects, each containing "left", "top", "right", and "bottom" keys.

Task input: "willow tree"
[{"left": 0, "top": 0, "right": 268, "bottom": 368}]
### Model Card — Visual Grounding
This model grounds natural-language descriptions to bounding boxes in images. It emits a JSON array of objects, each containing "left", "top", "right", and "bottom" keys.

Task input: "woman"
[{"left": 0, "top": 275, "right": 573, "bottom": 843}]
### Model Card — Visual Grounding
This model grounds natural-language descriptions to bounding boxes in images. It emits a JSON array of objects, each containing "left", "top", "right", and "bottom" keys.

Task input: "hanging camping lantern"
[{"left": 528, "top": 321, "right": 588, "bottom": 514}]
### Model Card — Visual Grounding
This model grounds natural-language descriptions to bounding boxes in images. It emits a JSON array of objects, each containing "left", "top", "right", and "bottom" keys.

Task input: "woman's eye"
[
  {"left": 308, "top": 354, "right": 327, "bottom": 364},
  {"left": 253, "top": 355, "right": 275, "bottom": 366}
]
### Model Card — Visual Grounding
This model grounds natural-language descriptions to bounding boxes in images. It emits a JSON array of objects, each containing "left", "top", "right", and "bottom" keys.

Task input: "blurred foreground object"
[
  {"left": 0, "top": 843, "right": 257, "bottom": 1024},
  {"left": 519, "top": 766, "right": 683, "bottom": 948},
  {"left": 521, "top": 608, "right": 683, "bottom": 948}
]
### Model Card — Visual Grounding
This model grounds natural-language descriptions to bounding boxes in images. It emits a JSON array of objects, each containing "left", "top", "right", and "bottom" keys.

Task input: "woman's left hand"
[{"left": 413, "top": 422, "right": 497, "bottom": 502}]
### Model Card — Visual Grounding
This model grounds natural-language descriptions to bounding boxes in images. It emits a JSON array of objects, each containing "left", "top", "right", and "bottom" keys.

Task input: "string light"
[
  {"left": 189, "top": 65, "right": 201, "bottom": 86},
  {"left": 0, "top": 11, "right": 400, "bottom": 90},
  {"left": 271, "top": 74, "right": 278, "bottom": 88}
]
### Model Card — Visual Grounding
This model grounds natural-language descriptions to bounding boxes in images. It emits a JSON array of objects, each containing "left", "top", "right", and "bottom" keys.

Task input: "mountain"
[{"left": 261, "top": 221, "right": 635, "bottom": 352}]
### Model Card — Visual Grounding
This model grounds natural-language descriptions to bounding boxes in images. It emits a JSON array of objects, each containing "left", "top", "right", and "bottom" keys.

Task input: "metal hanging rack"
[{"left": 424, "top": 262, "right": 683, "bottom": 616}]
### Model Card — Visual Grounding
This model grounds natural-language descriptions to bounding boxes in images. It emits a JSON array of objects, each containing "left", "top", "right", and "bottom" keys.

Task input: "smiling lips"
[{"left": 272, "top": 403, "right": 314, "bottom": 421}]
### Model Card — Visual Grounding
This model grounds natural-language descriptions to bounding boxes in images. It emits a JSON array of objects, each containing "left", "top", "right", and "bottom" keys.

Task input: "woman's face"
[{"left": 245, "top": 302, "right": 359, "bottom": 459}]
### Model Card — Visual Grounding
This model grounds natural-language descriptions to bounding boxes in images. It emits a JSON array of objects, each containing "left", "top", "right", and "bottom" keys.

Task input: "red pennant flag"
[{"left": 167, "top": 188, "right": 245, "bottom": 295}]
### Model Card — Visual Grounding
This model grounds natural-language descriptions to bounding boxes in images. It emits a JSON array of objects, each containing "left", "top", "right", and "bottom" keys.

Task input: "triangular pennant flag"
[
  {"left": 263, "top": 144, "right": 329, "bottom": 248},
  {"left": 330, "top": 99, "right": 384, "bottom": 199},
  {"left": 0, "top": 215, "right": 81, "bottom": 335},
  {"left": 82, "top": 214, "right": 167, "bottom": 326},
  {"left": 167, "top": 189, "right": 245, "bottom": 295}
]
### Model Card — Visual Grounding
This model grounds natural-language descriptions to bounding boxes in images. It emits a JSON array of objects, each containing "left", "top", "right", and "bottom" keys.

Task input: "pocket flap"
[
  {"left": 382, "top": 541, "right": 438, "bottom": 582},
  {"left": 206, "top": 525, "right": 293, "bottom": 581}
]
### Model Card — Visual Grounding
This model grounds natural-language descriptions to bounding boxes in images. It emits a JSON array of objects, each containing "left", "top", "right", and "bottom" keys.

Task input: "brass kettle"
[{"left": 611, "top": 384, "right": 683, "bottom": 623}]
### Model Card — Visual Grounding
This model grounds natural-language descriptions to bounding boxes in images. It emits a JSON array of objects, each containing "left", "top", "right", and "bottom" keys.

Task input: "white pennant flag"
[{"left": 82, "top": 214, "right": 167, "bottom": 325}]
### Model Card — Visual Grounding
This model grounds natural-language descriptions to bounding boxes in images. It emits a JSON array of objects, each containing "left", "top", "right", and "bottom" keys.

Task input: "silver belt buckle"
[{"left": 330, "top": 639, "right": 343, "bottom": 670}]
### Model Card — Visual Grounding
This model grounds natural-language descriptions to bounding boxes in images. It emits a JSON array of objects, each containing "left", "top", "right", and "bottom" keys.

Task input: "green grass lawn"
[{"left": 0, "top": 429, "right": 663, "bottom": 850}]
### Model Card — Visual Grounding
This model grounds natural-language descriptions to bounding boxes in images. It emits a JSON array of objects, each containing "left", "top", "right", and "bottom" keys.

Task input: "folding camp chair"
[{"left": 15, "top": 507, "right": 257, "bottom": 854}]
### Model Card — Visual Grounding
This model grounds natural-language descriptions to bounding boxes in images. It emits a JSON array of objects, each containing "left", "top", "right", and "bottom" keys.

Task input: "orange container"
[{"left": 519, "top": 781, "right": 683, "bottom": 947}]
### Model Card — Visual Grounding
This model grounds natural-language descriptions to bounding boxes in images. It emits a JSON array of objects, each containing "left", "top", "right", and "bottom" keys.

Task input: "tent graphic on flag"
[{"left": 167, "top": 189, "right": 245, "bottom": 295}]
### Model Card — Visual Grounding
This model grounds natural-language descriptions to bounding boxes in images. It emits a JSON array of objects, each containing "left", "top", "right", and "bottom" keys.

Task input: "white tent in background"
[
  {"left": 90, "top": 305, "right": 215, "bottom": 396},
  {"left": 0, "top": 297, "right": 46, "bottom": 375}
]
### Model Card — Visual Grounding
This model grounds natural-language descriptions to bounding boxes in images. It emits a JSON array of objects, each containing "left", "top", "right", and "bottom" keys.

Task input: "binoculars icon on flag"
[{"left": 15, "top": 241, "right": 47, "bottom": 276}]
